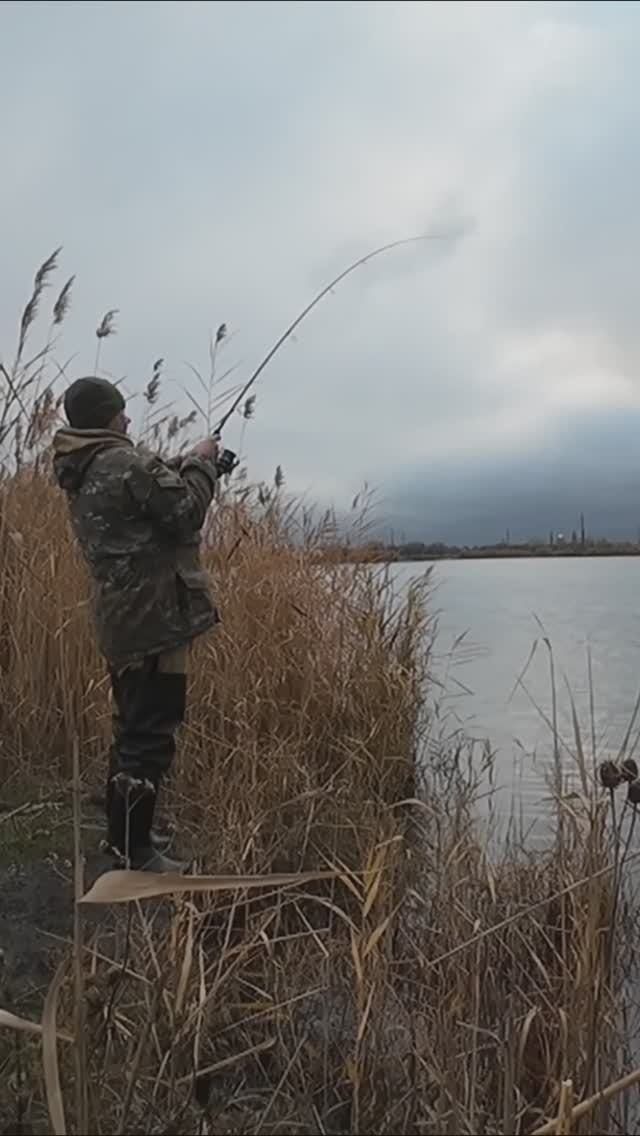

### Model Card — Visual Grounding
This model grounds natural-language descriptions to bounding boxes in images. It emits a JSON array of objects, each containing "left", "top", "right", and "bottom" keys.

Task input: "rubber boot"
[
  {"left": 105, "top": 774, "right": 171, "bottom": 852},
  {"left": 107, "top": 777, "right": 157, "bottom": 865},
  {"left": 129, "top": 845, "right": 187, "bottom": 873},
  {"left": 123, "top": 784, "right": 186, "bottom": 871}
]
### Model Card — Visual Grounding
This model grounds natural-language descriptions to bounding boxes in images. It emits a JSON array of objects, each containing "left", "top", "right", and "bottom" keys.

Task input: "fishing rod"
[{"left": 212, "top": 230, "right": 461, "bottom": 470}]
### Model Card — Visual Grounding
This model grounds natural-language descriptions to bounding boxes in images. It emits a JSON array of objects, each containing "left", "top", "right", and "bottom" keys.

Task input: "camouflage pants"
[{"left": 106, "top": 646, "right": 188, "bottom": 856}]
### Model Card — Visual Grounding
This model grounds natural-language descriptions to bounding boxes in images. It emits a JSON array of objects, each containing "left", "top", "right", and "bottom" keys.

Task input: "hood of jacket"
[{"left": 52, "top": 427, "right": 132, "bottom": 491}]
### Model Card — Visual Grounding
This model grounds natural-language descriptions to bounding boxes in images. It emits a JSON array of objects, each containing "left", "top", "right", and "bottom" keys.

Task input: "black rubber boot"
[
  {"left": 107, "top": 776, "right": 156, "bottom": 864},
  {"left": 105, "top": 777, "right": 171, "bottom": 854}
]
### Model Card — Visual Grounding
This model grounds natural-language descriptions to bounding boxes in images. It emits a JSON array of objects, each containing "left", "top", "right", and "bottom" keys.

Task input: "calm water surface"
[{"left": 392, "top": 558, "right": 640, "bottom": 823}]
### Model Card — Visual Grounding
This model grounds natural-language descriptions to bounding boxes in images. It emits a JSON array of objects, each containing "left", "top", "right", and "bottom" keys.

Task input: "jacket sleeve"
[
  {"left": 123, "top": 453, "right": 218, "bottom": 537},
  {"left": 163, "top": 454, "right": 184, "bottom": 472}
]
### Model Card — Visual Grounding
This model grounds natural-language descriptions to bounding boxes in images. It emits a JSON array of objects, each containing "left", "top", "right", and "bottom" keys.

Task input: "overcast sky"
[{"left": 3, "top": 0, "right": 640, "bottom": 541}]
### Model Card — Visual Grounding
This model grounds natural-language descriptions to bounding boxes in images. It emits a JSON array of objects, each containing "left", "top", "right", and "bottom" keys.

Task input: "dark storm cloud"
[{"left": 386, "top": 406, "right": 640, "bottom": 545}]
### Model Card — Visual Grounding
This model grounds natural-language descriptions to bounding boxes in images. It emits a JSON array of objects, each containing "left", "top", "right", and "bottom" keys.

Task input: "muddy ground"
[{"left": 0, "top": 797, "right": 114, "bottom": 1017}]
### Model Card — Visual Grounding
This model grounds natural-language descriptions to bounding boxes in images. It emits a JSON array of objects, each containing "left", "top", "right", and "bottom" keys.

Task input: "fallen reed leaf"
[
  {"left": 42, "top": 960, "right": 68, "bottom": 1136},
  {"left": 80, "top": 868, "right": 337, "bottom": 905}
]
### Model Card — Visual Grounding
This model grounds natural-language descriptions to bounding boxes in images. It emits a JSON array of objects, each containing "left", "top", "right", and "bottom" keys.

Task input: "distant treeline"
[{"left": 320, "top": 538, "right": 640, "bottom": 563}]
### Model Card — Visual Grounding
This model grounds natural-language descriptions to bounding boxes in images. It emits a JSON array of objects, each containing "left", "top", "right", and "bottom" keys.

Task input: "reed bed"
[{"left": 0, "top": 254, "right": 637, "bottom": 1134}]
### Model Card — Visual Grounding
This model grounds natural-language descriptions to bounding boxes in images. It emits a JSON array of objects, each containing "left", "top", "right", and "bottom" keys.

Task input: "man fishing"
[
  {"left": 53, "top": 376, "right": 223, "bottom": 872},
  {"left": 47, "top": 236, "right": 453, "bottom": 874}
]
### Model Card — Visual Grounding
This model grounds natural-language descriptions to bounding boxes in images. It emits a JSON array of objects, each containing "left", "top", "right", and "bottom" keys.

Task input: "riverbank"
[{"left": 322, "top": 541, "right": 640, "bottom": 563}]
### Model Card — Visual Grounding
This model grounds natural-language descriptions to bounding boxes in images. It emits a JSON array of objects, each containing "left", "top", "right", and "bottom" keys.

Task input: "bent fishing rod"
[{"left": 212, "top": 230, "right": 461, "bottom": 470}]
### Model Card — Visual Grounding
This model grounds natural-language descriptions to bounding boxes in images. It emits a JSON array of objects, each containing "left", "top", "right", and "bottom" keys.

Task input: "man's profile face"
[{"left": 109, "top": 410, "right": 131, "bottom": 435}]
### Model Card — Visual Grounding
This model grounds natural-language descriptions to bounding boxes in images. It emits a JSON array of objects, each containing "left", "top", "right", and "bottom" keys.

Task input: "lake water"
[{"left": 392, "top": 558, "right": 640, "bottom": 826}]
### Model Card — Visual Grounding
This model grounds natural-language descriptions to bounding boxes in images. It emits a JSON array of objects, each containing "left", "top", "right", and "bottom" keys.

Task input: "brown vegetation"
[{"left": 0, "top": 254, "right": 638, "bottom": 1134}]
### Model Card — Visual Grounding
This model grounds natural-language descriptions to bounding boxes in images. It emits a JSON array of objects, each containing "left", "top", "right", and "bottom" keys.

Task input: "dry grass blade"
[
  {"left": 117, "top": 978, "right": 164, "bottom": 1134},
  {"left": 0, "top": 1008, "right": 72, "bottom": 1043},
  {"left": 555, "top": 1078, "right": 573, "bottom": 1134},
  {"left": 42, "top": 960, "right": 68, "bottom": 1136},
  {"left": 72, "top": 736, "right": 88, "bottom": 1132},
  {"left": 425, "top": 849, "right": 639, "bottom": 970},
  {"left": 255, "top": 1029, "right": 308, "bottom": 1135},
  {"left": 356, "top": 983, "right": 375, "bottom": 1044},
  {"left": 564, "top": 678, "right": 589, "bottom": 796},
  {"left": 174, "top": 903, "right": 195, "bottom": 1017},
  {"left": 176, "top": 1035, "right": 276, "bottom": 1086},
  {"left": 531, "top": 1065, "right": 640, "bottom": 1134},
  {"left": 0, "top": 359, "right": 30, "bottom": 421},
  {"left": 508, "top": 637, "right": 539, "bottom": 704},
  {"left": 363, "top": 913, "right": 392, "bottom": 958},
  {"left": 80, "top": 868, "right": 338, "bottom": 905}
]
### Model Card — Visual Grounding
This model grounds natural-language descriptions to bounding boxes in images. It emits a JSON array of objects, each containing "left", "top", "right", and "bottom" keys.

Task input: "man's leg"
[
  {"left": 104, "top": 683, "right": 123, "bottom": 834},
  {"left": 104, "top": 682, "right": 169, "bottom": 849},
  {"left": 108, "top": 649, "right": 187, "bottom": 864}
]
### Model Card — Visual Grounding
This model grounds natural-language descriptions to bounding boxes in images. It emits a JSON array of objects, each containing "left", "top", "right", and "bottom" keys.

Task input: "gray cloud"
[{"left": 3, "top": 0, "right": 640, "bottom": 532}]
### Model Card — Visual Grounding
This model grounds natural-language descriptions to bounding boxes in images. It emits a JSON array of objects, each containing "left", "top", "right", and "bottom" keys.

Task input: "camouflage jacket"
[{"left": 53, "top": 427, "right": 219, "bottom": 669}]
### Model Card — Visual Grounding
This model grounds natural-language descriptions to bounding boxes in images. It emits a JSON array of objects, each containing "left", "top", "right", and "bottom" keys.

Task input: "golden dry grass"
[{"left": 0, "top": 253, "right": 636, "bottom": 1135}]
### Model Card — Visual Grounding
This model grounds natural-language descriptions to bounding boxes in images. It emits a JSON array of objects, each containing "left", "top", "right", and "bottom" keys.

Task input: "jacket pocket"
[{"left": 175, "top": 567, "right": 212, "bottom": 619}]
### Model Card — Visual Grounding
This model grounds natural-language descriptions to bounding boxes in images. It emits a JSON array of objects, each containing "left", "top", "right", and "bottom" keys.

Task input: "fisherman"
[{"left": 53, "top": 376, "right": 224, "bottom": 872}]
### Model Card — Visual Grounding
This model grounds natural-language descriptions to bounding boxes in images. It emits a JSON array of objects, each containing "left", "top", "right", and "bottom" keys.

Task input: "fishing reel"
[{"left": 216, "top": 448, "right": 238, "bottom": 478}]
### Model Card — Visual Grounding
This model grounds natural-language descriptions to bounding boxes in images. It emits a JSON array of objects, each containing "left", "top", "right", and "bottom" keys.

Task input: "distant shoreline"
[
  {"left": 322, "top": 543, "right": 640, "bottom": 564},
  {"left": 396, "top": 548, "right": 640, "bottom": 562}
]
